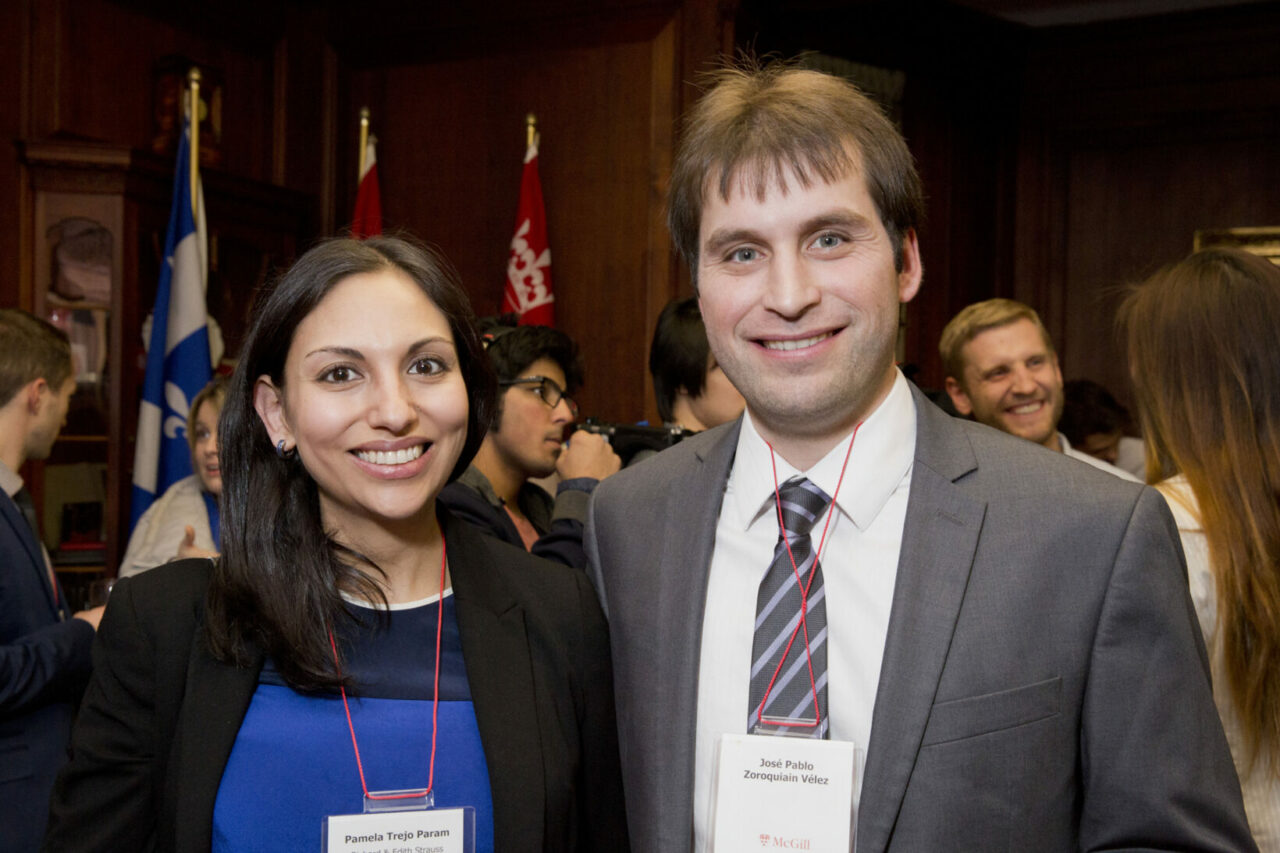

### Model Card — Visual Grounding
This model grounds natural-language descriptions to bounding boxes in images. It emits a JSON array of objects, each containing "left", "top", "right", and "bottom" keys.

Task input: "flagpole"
[
  {"left": 526, "top": 112, "right": 537, "bottom": 149},
  {"left": 359, "top": 108, "right": 370, "bottom": 179},
  {"left": 187, "top": 68, "right": 201, "bottom": 216}
]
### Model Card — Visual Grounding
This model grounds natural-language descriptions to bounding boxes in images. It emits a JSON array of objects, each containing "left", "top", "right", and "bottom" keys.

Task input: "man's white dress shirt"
[{"left": 692, "top": 370, "right": 916, "bottom": 851}]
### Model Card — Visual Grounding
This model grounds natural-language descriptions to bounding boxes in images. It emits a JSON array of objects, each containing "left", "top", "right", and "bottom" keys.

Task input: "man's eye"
[
  {"left": 729, "top": 247, "right": 758, "bottom": 263},
  {"left": 813, "top": 233, "right": 844, "bottom": 249}
]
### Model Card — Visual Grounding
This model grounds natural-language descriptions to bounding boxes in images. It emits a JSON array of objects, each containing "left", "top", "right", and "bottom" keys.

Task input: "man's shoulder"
[
  {"left": 935, "top": 416, "right": 1148, "bottom": 511},
  {"left": 595, "top": 422, "right": 733, "bottom": 501}
]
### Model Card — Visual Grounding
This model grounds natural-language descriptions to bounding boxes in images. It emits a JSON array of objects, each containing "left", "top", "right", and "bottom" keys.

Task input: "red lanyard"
[
  {"left": 756, "top": 424, "right": 859, "bottom": 730},
  {"left": 327, "top": 538, "right": 447, "bottom": 803}
]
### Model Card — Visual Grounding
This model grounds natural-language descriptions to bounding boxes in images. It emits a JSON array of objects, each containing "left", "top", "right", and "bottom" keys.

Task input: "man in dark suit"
[
  {"left": 585, "top": 60, "right": 1254, "bottom": 852},
  {"left": 0, "top": 309, "right": 103, "bottom": 853}
]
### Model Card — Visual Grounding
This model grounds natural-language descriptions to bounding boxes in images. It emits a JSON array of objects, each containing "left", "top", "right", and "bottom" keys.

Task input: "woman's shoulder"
[
  {"left": 114, "top": 557, "right": 214, "bottom": 626},
  {"left": 1155, "top": 474, "right": 1203, "bottom": 532}
]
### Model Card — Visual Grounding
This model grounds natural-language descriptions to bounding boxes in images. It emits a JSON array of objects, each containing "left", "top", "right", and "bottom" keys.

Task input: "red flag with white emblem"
[
  {"left": 503, "top": 133, "right": 554, "bottom": 325},
  {"left": 352, "top": 134, "right": 382, "bottom": 239}
]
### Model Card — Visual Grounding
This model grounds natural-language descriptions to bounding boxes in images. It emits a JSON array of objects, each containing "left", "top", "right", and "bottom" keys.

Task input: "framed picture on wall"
[{"left": 1194, "top": 226, "right": 1280, "bottom": 266}]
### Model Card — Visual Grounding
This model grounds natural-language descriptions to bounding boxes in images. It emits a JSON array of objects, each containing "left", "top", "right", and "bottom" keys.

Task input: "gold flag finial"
[
  {"left": 526, "top": 113, "right": 537, "bottom": 150},
  {"left": 187, "top": 68, "right": 201, "bottom": 214},
  {"left": 358, "top": 107, "right": 371, "bottom": 180}
]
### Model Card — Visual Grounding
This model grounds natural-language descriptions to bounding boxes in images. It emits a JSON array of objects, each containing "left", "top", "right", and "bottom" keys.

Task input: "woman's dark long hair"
[{"left": 205, "top": 236, "right": 495, "bottom": 691}]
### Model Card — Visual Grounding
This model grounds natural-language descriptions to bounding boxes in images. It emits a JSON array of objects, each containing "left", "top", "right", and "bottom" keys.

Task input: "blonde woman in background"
[
  {"left": 1121, "top": 247, "right": 1280, "bottom": 850},
  {"left": 118, "top": 376, "right": 226, "bottom": 576}
]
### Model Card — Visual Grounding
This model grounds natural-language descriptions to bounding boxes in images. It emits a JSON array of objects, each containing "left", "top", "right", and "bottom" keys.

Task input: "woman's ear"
[{"left": 253, "top": 376, "right": 293, "bottom": 451}]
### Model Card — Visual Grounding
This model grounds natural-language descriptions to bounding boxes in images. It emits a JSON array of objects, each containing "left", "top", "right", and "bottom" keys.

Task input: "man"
[
  {"left": 0, "top": 309, "right": 103, "bottom": 853},
  {"left": 939, "top": 298, "right": 1137, "bottom": 479},
  {"left": 586, "top": 61, "right": 1253, "bottom": 852},
  {"left": 649, "top": 297, "right": 745, "bottom": 431},
  {"left": 440, "top": 318, "right": 619, "bottom": 569}
]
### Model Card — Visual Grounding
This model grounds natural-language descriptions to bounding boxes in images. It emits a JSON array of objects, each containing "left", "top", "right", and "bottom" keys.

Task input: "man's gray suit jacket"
[{"left": 586, "top": 385, "right": 1255, "bottom": 852}]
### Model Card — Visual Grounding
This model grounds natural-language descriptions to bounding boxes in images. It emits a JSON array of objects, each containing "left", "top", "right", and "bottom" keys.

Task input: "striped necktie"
[{"left": 748, "top": 476, "right": 832, "bottom": 738}]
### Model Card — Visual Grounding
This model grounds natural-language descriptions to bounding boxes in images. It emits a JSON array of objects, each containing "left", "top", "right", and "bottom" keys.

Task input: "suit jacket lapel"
[
  {"left": 654, "top": 421, "right": 740, "bottom": 847},
  {"left": 445, "top": 512, "right": 546, "bottom": 848},
  {"left": 1, "top": 493, "right": 56, "bottom": 614},
  {"left": 855, "top": 389, "right": 986, "bottom": 853}
]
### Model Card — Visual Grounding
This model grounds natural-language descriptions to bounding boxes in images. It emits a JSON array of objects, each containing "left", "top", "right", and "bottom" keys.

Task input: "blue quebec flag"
[{"left": 130, "top": 118, "right": 211, "bottom": 530}]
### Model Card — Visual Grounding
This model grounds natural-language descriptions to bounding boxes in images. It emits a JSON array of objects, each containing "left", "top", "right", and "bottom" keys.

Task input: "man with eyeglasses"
[{"left": 440, "top": 317, "right": 620, "bottom": 569}]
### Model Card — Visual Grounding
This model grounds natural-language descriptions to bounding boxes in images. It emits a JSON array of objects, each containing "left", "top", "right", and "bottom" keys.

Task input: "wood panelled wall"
[
  {"left": 5, "top": 0, "right": 1279, "bottom": 422},
  {"left": 740, "top": 0, "right": 1280, "bottom": 407},
  {"left": 1, "top": 0, "right": 735, "bottom": 426},
  {"left": 1012, "top": 6, "right": 1280, "bottom": 411}
]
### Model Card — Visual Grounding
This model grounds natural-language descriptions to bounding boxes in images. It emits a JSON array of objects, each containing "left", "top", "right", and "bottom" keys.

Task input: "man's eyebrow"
[
  {"left": 702, "top": 228, "right": 761, "bottom": 257},
  {"left": 802, "top": 211, "right": 875, "bottom": 233}
]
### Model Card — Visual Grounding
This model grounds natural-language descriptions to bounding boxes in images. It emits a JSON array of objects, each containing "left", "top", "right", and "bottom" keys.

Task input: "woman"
[
  {"left": 45, "top": 237, "right": 628, "bottom": 852},
  {"left": 1121, "top": 246, "right": 1280, "bottom": 850},
  {"left": 118, "top": 376, "right": 225, "bottom": 577}
]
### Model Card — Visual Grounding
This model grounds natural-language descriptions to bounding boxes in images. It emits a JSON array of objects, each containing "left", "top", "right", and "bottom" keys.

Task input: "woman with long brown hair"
[{"left": 1121, "top": 247, "right": 1280, "bottom": 849}]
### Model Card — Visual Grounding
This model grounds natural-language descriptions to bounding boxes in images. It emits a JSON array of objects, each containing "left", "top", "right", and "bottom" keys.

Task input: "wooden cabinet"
[{"left": 19, "top": 140, "right": 313, "bottom": 597}]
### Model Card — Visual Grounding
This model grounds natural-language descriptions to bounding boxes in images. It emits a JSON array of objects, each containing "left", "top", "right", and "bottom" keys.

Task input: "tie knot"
[{"left": 775, "top": 477, "right": 831, "bottom": 537}]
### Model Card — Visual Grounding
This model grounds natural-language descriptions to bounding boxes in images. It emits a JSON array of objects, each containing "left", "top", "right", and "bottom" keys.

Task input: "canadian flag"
[
  {"left": 503, "top": 137, "right": 554, "bottom": 325},
  {"left": 352, "top": 135, "right": 382, "bottom": 239}
]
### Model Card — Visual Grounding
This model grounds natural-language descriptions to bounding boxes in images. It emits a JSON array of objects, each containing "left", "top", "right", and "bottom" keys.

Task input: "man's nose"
[
  {"left": 1010, "top": 365, "right": 1038, "bottom": 395},
  {"left": 550, "top": 395, "right": 575, "bottom": 425},
  {"left": 761, "top": 251, "right": 820, "bottom": 318}
]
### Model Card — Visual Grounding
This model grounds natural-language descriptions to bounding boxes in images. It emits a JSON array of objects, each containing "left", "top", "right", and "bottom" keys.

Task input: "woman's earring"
[{"left": 275, "top": 439, "right": 293, "bottom": 459}]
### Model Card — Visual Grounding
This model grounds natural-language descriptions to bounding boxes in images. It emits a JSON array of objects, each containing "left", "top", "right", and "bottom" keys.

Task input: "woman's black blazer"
[{"left": 44, "top": 508, "right": 629, "bottom": 852}]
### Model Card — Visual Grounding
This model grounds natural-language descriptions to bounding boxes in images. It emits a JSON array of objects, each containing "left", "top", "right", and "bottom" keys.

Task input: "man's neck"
[
  {"left": 0, "top": 407, "right": 28, "bottom": 473},
  {"left": 752, "top": 370, "right": 897, "bottom": 471},
  {"left": 471, "top": 442, "right": 525, "bottom": 509}
]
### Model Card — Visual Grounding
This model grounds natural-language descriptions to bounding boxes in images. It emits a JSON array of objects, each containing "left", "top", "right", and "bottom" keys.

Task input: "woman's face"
[
  {"left": 191, "top": 398, "right": 223, "bottom": 496},
  {"left": 254, "top": 268, "right": 469, "bottom": 540}
]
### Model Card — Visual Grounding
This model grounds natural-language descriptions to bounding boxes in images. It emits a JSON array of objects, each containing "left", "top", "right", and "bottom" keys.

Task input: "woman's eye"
[
  {"left": 409, "top": 357, "right": 445, "bottom": 376},
  {"left": 320, "top": 365, "right": 355, "bottom": 383}
]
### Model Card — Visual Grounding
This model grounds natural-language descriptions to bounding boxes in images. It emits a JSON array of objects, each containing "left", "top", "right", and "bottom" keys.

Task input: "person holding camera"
[{"left": 439, "top": 318, "right": 619, "bottom": 570}]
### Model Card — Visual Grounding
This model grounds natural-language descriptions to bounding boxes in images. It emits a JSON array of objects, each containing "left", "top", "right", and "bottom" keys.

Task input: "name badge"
[
  {"left": 709, "top": 733, "right": 855, "bottom": 852},
  {"left": 324, "top": 804, "right": 473, "bottom": 853}
]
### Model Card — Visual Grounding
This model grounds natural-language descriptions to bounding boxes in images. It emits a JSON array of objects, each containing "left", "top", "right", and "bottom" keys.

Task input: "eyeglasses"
[{"left": 499, "top": 375, "right": 579, "bottom": 417}]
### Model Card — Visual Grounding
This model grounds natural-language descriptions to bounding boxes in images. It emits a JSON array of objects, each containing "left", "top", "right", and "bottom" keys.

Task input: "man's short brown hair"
[
  {"left": 938, "top": 298, "right": 1054, "bottom": 382},
  {"left": 667, "top": 57, "right": 923, "bottom": 285},
  {"left": 0, "top": 309, "right": 72, "bottom": 407}
]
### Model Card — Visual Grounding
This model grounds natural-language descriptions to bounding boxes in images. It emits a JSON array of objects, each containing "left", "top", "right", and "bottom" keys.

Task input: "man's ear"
[
  {"left": 25, "top": 378, "right": 49, "bottom": 415},
  {"left": 253, "top": 377, "right": 292, "bottom": 450},
  {"left": 944, "top": 376, "right": 973, "bottom": 416}
]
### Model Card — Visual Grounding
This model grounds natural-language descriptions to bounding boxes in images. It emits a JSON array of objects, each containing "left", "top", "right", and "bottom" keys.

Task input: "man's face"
[
  {"left": 945, "top": 318, "right": 1064, "bottom": 449},
  {"left": 695, "top": 158, "right": 921, "bottom": 452},
  {"left": 487, "top": 356, "right": 575, "bottom": 481},
  {"left": 27, "top": 376, "right": 75, "bottom": 461}
]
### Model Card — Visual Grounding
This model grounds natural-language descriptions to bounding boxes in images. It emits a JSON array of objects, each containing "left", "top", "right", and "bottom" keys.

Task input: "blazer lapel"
[
  {"left": 1, "top": 493, "right": 56, "bottom": 614},
  {"left": 445, "top": 513, "right": 546, "bottom": 848},
  {"left": 855, "top": 389, "right": 986, "bottom": 853},
  {"left": 652, "top": 421, "right": 740, "bottom": 847},
  {"left": 170, "top": 635, "right": 263, "bottom": 853}
]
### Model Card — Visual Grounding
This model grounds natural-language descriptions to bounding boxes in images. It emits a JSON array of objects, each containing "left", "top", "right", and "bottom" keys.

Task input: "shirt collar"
[
  {"left": 457, "top": 464, "right": 503, "bottom": 509},
  {"left": 727, "top": 369, "right": 916, "bottom": 532},
  {"left": 0, "top": 458, "right": 23, "bottom": 498}
]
